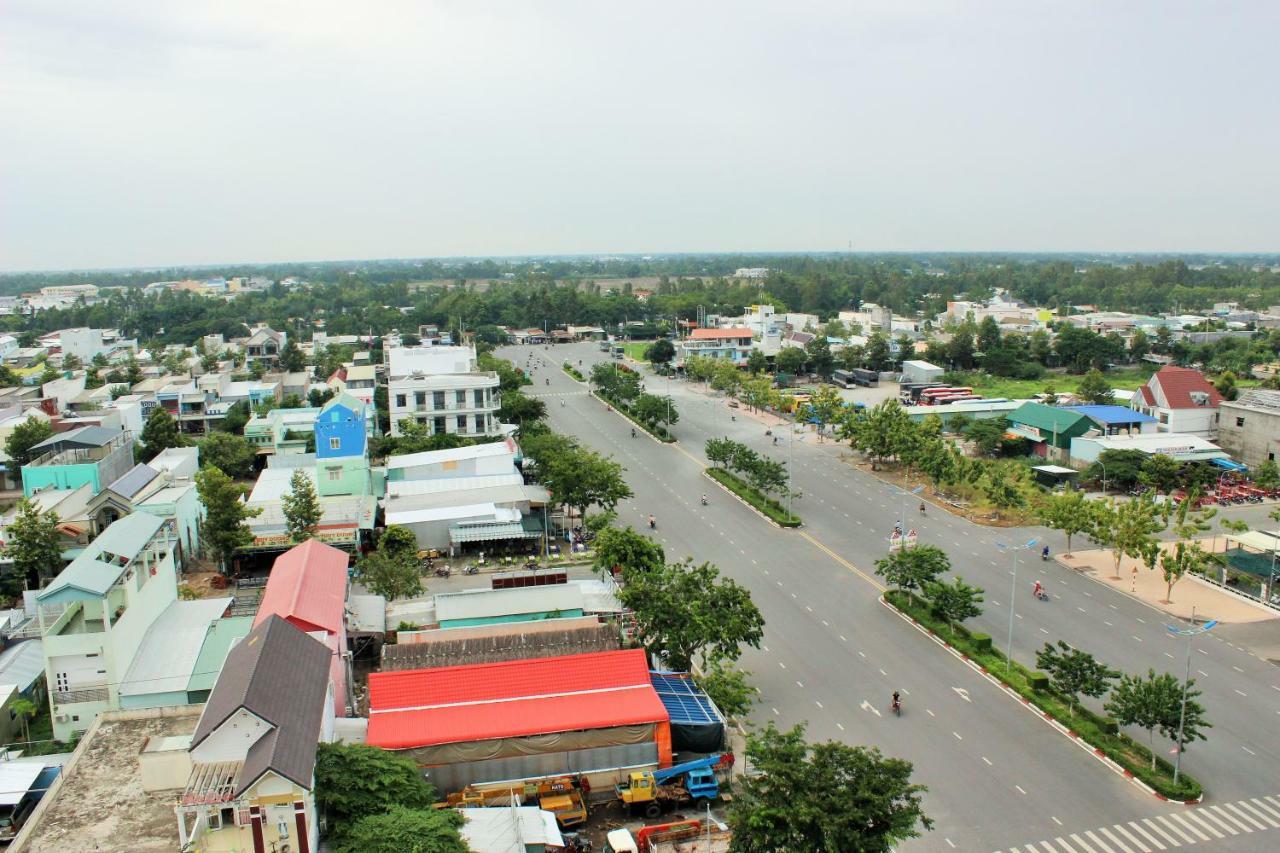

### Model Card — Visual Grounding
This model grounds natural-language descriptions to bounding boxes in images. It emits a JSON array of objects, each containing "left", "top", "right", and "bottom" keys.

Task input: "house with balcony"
[
  {"left": 20, "top": 426, "right": 134, "bottom": 498},
  {"left": 35, "top": 513, "right": 178, "bottom": 741},
  {"left": 1131, "top": 365, "right": 1223, "bottom": 439},
  {"left": 244, "top": 394, "right": 377, "bottom": 457},
  {"left": 387, "top": 345, "right": 503, "bottom": 438},
  {"left": 676, "top": 327, "right": 756, "bottom": 366},
  {"left": 175, "top": 615, "right": 334, "bottom": 853},
  {"left": 243, "top": 326, "right": 286, "bottom": 364}
]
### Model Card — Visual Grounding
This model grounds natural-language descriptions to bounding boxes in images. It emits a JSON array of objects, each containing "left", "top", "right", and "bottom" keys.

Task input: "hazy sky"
[{"left": 2, "top": 1, "right": 1277, "bottom": 271}]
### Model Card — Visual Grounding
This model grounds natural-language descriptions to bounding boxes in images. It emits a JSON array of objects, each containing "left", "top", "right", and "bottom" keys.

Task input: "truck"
[
  {"left": 604, "top": 818, "right": 733, "bottom": 853},
  {"left": 439, "top": 774, "right": 588, "bottom": 829},
  {"left": 615, "top": 754, "right": 730, "bottom": 818}
]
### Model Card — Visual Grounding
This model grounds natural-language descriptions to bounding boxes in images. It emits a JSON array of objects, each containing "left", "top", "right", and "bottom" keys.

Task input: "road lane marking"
[
  {"left": 815, "top": 700, "right": 823, "bottom": 709},
  {"left": 1015, "top": 784, "right": 1026, "bottom": 795},
  {"left": 836, "top": 722, "right": 844, "bottom": 731},
  {"left": 1241, "top": 745, "right": 1256, "bottom": 755},
  {"left": 1132, "top": 636, "right": 1143, "bottom": 643},
  {"left": 952, "top": 731, "right": 962, "bottom": 740},
  {"left": 982, "top": 756, "right": 992, "bottom": 765}
]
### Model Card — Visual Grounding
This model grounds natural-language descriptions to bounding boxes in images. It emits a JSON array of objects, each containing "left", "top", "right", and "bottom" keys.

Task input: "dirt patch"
[
  {"left": 179, "top": 568, "right": 229, "bottom": 597},
  {"left": 840, "top": 457, "right": 1032, "bottom": 527}
]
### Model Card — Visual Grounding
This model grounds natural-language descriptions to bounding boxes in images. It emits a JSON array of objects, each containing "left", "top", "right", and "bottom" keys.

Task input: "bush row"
[{"left": 707, "top": 467, "right": 802, "bottom": 527}]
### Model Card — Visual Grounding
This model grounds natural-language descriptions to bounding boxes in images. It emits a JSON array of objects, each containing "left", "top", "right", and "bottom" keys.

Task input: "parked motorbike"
[
  {"left": 462, "top": 565, "right": 479, "bottom": 576},
  {"left": 434, "top": 566, "right": 452, "bottom": 579}
]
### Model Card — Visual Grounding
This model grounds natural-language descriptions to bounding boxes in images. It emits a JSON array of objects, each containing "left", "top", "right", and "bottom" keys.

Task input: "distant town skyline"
[{"left": 3, "top": 1, "right": 1278, "bottom": 271}]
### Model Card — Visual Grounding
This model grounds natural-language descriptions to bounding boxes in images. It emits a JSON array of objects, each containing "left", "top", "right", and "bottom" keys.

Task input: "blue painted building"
[{"left": 314, "top": 393, "right": 372, "bottom": 498}]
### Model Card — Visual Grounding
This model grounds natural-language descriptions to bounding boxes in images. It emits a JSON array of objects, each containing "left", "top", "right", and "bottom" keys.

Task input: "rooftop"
[
  {"left": 386, "top": 437, "right": 518, "bottom": 471},
  {"left": 255, "top": 539, "right": 350, "bottom": 636},
  {"left": 366, "top": 648, "right": 667, "bottom": 750},
  {"left": 1065, "top": 405, "right": 1158, "bottom": 425},
  {"left": 1144, "top": 365, "right": 1224, "bottom": 410},
  {"left": 689, "top": 326, "right": 754, "bottom": 340},
  {"left": 38, "top": 512, "right": 168, "bottom": 601},
  {"left": 0, "top": 639, "right": 51, "bottom": 693},
  {"left": 118, "top": 598, "right": 236, "bottom": 698},
  {"left": 16, "top": 707, "right": 201, "bottom": 853}
]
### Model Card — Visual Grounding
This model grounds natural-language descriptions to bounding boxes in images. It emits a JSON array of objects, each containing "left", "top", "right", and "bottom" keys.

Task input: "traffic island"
[
  {"left": 706, "top": 467, "right": 802, "bottom": 528},
  {"left": 883, "top": 589, "right": 1204, "bottom": 804},
  {"left": 562, "top": 362, "right": 586, "bottom": 382},
  {"left": 592, "top": 390, "right": 676, "bottom": 443}
]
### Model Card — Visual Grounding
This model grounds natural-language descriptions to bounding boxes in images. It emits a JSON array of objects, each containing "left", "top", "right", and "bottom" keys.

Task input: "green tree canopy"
[
  {"left": 197, "top": 432, "right": 256, "bottom": 479},
  {"left": 729, "top": 722, "right": 931, "bottom": 852},
  {"left": 195, "top": 466, "right": 261, "bottom": 572},
  {"left": 140, "top": 407, "right": 187, "bottom": 461},
  {"left": 645, "top": 338, "right": 676, "bottom": 365},
  {"left": 593, "top": 525, "right": 665, "bottom": 576},
  {"left": 282, "top": 469, "right": 321, "bottom": 542},
  {"left": 1106, "top": 669, "right": 1209, "bottom": 771},
  {"left": 1036, "top": 641, "right": 1120, "bottom": 717},
  {"left": 923, "top": 576, "right": 984, "bottom": 630},
  {"left": 1076, "top": 368, "right": 1115, "bottom": 405},
  {"left": 3, "top": 417, "right": 54, "bottom": 477},
  {"left": 1037, "top": 488, "right": 1095, "bottom": 554},
  {"left": 335, "top": 806, "right": 467, "bottom": 853},
  {"left": 315, "top": 742, "right": 437, "bottom": 830},
  {"left": 1, "top": 498, "right": 63, "bottom": 593},
  {"left": 874, "top": 545, "right": 950, "bottom": 594}
]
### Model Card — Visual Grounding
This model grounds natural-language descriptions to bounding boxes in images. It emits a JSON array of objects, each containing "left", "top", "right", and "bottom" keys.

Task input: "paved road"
[{"left": 506, "top": 345, "right": 1280, "bottom": 851}]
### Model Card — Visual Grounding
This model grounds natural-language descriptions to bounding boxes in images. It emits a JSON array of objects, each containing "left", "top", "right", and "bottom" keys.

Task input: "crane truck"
[
  {"left": 615, "top": 753, "right": 730, "bottom": 818},
  {"left": 604, "top": 818, "right": 732, "bottom": 853}
]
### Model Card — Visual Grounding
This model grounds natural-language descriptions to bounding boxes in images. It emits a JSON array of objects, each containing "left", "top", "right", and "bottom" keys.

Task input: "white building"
[
  {"left": 59, "top": 328, "right": 105, "bottom": 362},
  {"left": 387, "top": 345, "right": 502, "bottom": 438},
  {"left": 1131, "top": 365, "right": 1223, "bottom": 439}
]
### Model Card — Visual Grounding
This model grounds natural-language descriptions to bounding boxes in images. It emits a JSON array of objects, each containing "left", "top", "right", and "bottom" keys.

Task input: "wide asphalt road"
[{"left": 506, "top": 344, "right": 1280, "bottom": 852}]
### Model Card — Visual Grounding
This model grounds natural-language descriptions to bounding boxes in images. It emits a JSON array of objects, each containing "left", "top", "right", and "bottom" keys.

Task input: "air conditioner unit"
[{"left": 54, "top": 713, "right": 68, "bottom": 723}]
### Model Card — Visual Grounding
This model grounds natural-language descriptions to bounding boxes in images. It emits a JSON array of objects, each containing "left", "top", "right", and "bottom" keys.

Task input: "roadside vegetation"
[
  {"left": 562, "top": 360, "right": 585, "bottom": 381},
  {"left": 705, "top": 437, "right": 800, "bottom": 526},
  {"left": 590, "top": 361, "right": 678, "bottom": 441}
]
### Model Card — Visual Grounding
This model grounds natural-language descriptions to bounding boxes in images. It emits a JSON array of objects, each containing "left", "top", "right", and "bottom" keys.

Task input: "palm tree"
[{"left": 9, "top": 697, "right": 37, "bottom": 745}]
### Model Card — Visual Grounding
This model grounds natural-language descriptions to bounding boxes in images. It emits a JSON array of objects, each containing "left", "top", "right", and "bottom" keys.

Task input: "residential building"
[
  {"left": 244, "top": 395, "right": 376, "bottom": 458},
  {"left": 254, "top": 539, "right": 351, "bottom": 716},
  {"left": 34, "top": 513, "right": 179, "bottom": 740},
  {"left": 39, "top": 285, "right": 98, "bottom": 301},
  {"left": 900, "top": 360, "right": 943, "bottom": 385},
  {"left": 1131, "top": 365, "right": 1223, "bottom": 438},
  {"left": 336, "top": 364, "right": 376, "bottom": 405},
  {"left": 676, "top": 327, "right": 755, "bottom": 366},
  {"left": 1005, "top": 403, "right": 1097, "bottom": 460},
  {"left": 177, "top": 615, "right": 335, "bottom": 853},
  {"left": 386, "top": 345, "right": 502, "bottom": 438},
  {"left": 20, "top": 426, "right": 134, "bottom": 498},
  {"left": 385, "top": 437, "right": 520, "bottom": 482},
  {"left": 243, "top": 326, "right": 286, "bottom": 364},
  {"left": 57, "top": 329, "right": 104, "bottom": 363},
  {"left": 1216, "top": 389, "right": 1280, "bottom": 468}
]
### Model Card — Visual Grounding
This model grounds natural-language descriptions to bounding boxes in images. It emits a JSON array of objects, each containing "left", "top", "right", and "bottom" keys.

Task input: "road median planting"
[
  {"left": 884, "top": 588, "right": 1204, "bottom": 803},
  {"left": 592, "top": 389, "right": 676, "bottom": 442},
  {"left": 707, "top": 467, "right": 801, "bottom": 528},
  {"left": 562, "top": 362, "right": 585, "bottom": 382}
]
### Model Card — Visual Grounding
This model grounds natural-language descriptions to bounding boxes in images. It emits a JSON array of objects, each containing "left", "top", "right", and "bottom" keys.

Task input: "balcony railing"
[{"left": 54, "top": 685, "right": 110, "bottom": 704}]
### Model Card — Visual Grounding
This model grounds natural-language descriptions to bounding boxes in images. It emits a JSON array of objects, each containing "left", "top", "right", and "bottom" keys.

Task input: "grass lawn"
[
  {"left": 947, "top": 365, "right": 1158, "bottom": 400},
  {"left": 623, "top": 342, "right": 651, "bottom": 362}
]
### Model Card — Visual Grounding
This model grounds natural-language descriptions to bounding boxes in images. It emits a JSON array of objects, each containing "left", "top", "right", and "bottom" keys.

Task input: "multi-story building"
[
  {"left": 21, "top": 426, "right": 134, "bottom": 498},
  {"left": 1217, "top": 389, "right": 1280, "bottom": 468},
  {"left": 244, "top": 326, "right": 286, "bottom": 364},
  {"left": 387, "top": 345, "right": 502, "bottom": 438},
  {"left": 1131, "top": 365, "right": 1223, "bottom": 438},
  {"left": 245, "top": 395, "right": 377, "bottom": 457},
  {"left": 677, "top": 327, "right": 755, "bottom": 366}
]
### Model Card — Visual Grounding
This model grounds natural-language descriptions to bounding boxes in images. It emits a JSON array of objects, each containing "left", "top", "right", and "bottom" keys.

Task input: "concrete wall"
[{"left": 1217, "top": 406, "right": 1280, "bottom": 468}]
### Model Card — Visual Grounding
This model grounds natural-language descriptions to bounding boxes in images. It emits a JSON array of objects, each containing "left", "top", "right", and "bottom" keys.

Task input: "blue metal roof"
[
  {"left": 650, "top": 671, "right": 724, "bottom": 726},
  {"left": 1067, "top": 405, "right": 1158, "bottom": 425}
]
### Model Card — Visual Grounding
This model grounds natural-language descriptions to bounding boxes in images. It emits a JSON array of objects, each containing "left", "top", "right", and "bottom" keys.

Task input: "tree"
[
  {"left": 1085, "top": 449, "right": 1147, "bottom": 492},
  {"left": 1139, "top": 454, "right": 1182, "bottom": 494},
  {"left": 645, "top": 338, "right": 676, "bottom": 365},
  {"left": 282, "top": 469, "right": 321, "bottom": 542},
  {"left": 1076, "top": 368, "right": 1114, "bottom": 405},
  {"left": 804, "top": 336, "right": 834, "bottom": 377},
  {"left": 218, "top": 400, "right": 251, "bottom": 435},
  {"left": 62, "top": 353, "right": 84, "bottom": 371},
  {"left": 1213, "top": 370, "right": 1238, "bottom": 401},
  {"left": 315, "top": 742, "right": 436, "bottom": 830},
  {"left": 864, "top": 331, "right": 892, "bottom": 371},
  {"left": 634, "top": 393, "right": 678, "bottom": 427},
  {"left": 195, "top": 466, "right": 261, "bottom": 572},
  {"left": 729, "top": 722, "right": 931, "bottom": 852},
  {"left": 9, "top": 697, "right": 37, "bottom": 744},
  {"left": 593, "top": 525, "right": 665, "bottom": 576},
  {"left": 279, "top": 338, "right": 306, "bottom": 372},
  {"left": 1037, "top": 489, "right": 1095, "bottom": 555},
  {"left": 963, "top": 416, "right": 1008, "bottom": 457},
  {"left": 1036, "top": 641, "right": 1119, "bottom": 717},
  {"left": 308, "top": 387, "right": 336, "bottom": 408},
  {"left": 923, "top": 576, "right": 984, "bottom": 631},
  {"left": 745, "top": 348, "right": 768, "bottom": 374},
  {"left": 3, "top": 417, "right": 54, "bottom": 477},
  {"left": 1253, "top": 459, "right": 1280, "bottom": 491},
  {"left": 807, "top": 385, "right": 843, "bottom": 434},
  {"left": 197, "top": 432, "right": 255, "bottom": 479},
  {"left": 706, "top": 436, "right": 735, "bottom": 468},
  {"left": 775, "top": 346, "right": 807, "bottom": 376},
  {"left": 1106, "top": 670, "right": 1208, "bottom": 771},
  {"left": 378, "top": 525, "right": 419, "bottom": 563},
  {"left": 140, "top": 407, "right": 186, "bottom": 461},
  {"left": 540, "top": 445, "right": 633, "bottom": 526},
  {"left": 336, "top": 806, "right": 467, "bottom": 853},
  {"left": 356, "top": 551, "right": 422, "bottom": 601},
  {"left": 618, "top": 559, "right": 764, "bottom": 671},
  {"left": 2, "top": 498, "right": 63, "bottom": 592},
  {"left": 874, "top": 545, "right": 950, "bottom": 594},
  {"left": 977, "top": 315, "right": 1002, "bottom": 354},
  {"left": 840, "top": 399, "right": 915, "bottom": 470},
  {"left": 1158, "top": 540, "right": 1218, "bottom": 604},
  {"left": 739, "top": 373, "right": 778, "bottom": 413},
  {"left": 696, "top": 659, "right": 756, "bottom": 720},
  {"left": 1093, "top": 494, "right": 1165, "bottom": 579}
]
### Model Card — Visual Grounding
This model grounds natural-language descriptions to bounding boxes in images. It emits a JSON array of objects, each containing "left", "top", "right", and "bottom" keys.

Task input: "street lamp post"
[
  {"left": 1164, "top": 607, "right": 1217, "bottom": 785},
  {"left": 1099, "top": 460, "right": 1108, "bottom": 495},
  {"left": 896, "top": 485, "right": 924, "bottom": 532},
  {"left": 996, "top": 538, "right": 1039, "bottom": 673}
]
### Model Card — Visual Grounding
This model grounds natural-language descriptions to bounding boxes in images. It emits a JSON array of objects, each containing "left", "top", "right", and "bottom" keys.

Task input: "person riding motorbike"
[
  {"left": 891, "top": 691, "right": 901, "bottom": 715},
  {"left": 1033, "top": 580, "right": 1044, "bottom": 599},
  {"left": 700, "top": 494, "right": 708, "bottom": 505},
  {"left": 648, "top": 514, "right": 656, "bottom": 529},
  {"left": 631, "top": 427, "right": 636, "bottom": 438},
  {"left": 919, "top": 501, "right": 927, "bottom": 515},
  {"left": 1041, "top": 545, "right": 1050, "bottom": 561}
]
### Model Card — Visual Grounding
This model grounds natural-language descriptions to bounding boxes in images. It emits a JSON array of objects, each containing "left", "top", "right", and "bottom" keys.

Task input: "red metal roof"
[
  {"left": 1148, "top": 366, "right": 1223, "bottom": 410},
  {"left": 366, "top": 649, "right": 669, "bottom": 749},
  {"left": 689, "top": 327, "right": 753, "bottom": 340},
  {"left": 254, "top": 539, "right": 349, "bottom": 636}
]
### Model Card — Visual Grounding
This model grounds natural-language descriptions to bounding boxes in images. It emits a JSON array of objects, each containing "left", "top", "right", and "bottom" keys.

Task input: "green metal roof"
[
  {"left": 1007, "top": 402, "right": 1093, "bottom": 436},
  {"left": 186, "top": 615, "right": 255, "bottom": 694}
]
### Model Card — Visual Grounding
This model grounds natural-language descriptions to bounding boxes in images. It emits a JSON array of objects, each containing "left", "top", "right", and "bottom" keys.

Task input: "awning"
[
  {"left": 1211, "top": 457, "right": 1248, "bottom": 472},
  {"left": 449, "top": 521, "right": 540, "bottom": 544}
]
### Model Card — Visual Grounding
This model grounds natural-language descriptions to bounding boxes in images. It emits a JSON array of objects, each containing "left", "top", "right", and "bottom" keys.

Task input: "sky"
[{"left": 2, "top": 1, "right": 1277, "bottom": 271}]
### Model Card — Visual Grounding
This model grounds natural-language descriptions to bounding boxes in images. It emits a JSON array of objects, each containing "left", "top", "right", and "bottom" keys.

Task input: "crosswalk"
[{"left": 994, "top": 794, "right": 1280, "bottom": 852}]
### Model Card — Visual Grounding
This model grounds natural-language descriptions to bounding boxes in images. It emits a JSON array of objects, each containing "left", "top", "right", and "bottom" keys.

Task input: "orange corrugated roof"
[
  {"left": 366, "top": 649, "right": 668, "bottom": 749},
  {"left": 689, "top": 327, "right": 753, "bottom": 340},
  {"left": 254, "top": 539, "right": 349, "bottom": 636}
]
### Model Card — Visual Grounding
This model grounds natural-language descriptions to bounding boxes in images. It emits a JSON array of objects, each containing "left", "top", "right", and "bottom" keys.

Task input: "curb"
[
  {"left": 561, "top": 366, "right": 588, "bottom": 385},
  {"left": 879, "top": 595, "right": 1203, "bottom": 805},
  {"left": 702, "top": 469, "right": 797, "bottom": 531}
]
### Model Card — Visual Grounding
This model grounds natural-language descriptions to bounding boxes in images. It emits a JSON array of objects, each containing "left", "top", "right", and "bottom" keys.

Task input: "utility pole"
[
  {"left": 1165, "top": 607, "right": 1217, "bottom": 785},
  {"left": 996, "top": 539, "right": 1039, "bottom": 673}
]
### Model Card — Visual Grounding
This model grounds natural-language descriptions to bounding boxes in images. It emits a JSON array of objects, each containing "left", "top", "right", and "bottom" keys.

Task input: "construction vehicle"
[
  {"left": 438, "top": 774, "right": 588, "bottom": 829},
  {"left": 615, "top": 754, "right": 729, "bottom": 818},
  {"left": 604, "top": 818, "right": 732, "bottom": 853}
]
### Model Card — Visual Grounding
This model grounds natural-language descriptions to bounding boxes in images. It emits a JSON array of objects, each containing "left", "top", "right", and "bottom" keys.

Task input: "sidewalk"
[{"left": 1059, "top": 544, "right": 1278, "bottom": 625}]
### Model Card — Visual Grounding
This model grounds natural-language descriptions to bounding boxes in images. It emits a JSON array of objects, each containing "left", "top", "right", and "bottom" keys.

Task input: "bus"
[
  {"left": 834, "top": 368, "right": 879, "bottom": 388},
  {"left": 918, "top": 386, "right": 972, "bottom": 404}
]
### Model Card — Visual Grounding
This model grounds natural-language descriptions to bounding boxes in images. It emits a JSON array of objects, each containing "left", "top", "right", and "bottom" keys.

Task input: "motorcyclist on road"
[
  {"left": 631, "top": 427, "right": 636, "bottom": 438},
  {"left": 701, "top": 494, "right": 708, "bottom": 505},
  {"left": 648, "top": 514, "right": 656, "bottom": 529},
  {"left": 892, "top": 691, "right": 901, "bottom": 713},
  {"left": 1041, "top": 545, "right": 1050, "bottom": 561},
  {"left": 1033, "top": 580, "right": 1044, "bottom": 599},
  {"left": 919, "top": 501, "right": 926, "bottom": 515}
]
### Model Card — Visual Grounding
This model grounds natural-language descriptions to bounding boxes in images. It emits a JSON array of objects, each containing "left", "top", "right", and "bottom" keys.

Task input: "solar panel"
[{"left": 650, "top": 672, "right": 722, "bottom": 725}]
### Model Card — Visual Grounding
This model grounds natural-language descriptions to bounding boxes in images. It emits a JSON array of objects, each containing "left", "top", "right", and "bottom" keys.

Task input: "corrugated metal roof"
[
  {"left": 385, "top": 473, "right": 524, "bottom": 497},
  {"left": 651, "top": 672, "right": 724, "bottom": 726},
  {"left": 385, "top": 503, "right": 511, "bottom": 526},
  {"left": 0, "top": 762, "right": 43, "bottom": 806},
  {"left": 107, "top": 463, "right": 159, "bottom": 499},
  {"left": 37, "top": 512, "right": 167, "bottom": 601},
  {"left": 118, "top": 598, "right": 234, "bottom": 697},
  {"left": 435, "top": 585, "right": 583, "bottom": 623},
  {"left": 1066, "top": 405, "right": 1158, "bottom": 425},
  {"left": 30, "top": 425, "right": 120, "bottom": 452},
  {"left": 255, "top": 539, "right": 349, "bottom": 636},
  {"left": 386, "top": 438, "right": 518, "bottom": 471},
  {"left": 0, "top": 641, "right": 45, "bottom": 692},
  {"left": 366, "top": 649, "right": 667, "bottom": 750}
]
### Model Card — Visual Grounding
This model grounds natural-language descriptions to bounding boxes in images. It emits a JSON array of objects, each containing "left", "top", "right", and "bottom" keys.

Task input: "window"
[
  {"left": 220, "top": 807, "right": 236, "bottom": 828},
  {"left": 415, "top": 391, "right": 426, "bottom": 408},
  {"left": 395, "top": 394, "right": 406, "bottom": 408},
  {"left": 434, "top": 417, "right": 446, "bottom": 435},
  {"left": 327, "top": 467, "right": 342, "bottom": 481},
  {"left": 455, "top": 390, "right": 466, "bottom": 407},
  {"left": 456, "top": 414, "right": 467, "bottom": 432},
  {"left": 433, "top": 391, "right": 446, "bottom": 409},
  {"left": 1236, "top": 417, "right": 1245, "bottom": 427},
  {"left": 329, "top": 437, "right": 341, "bottom": 450},
  {"left": 474, "top": 389, "right": 485, "bottom": 407}
]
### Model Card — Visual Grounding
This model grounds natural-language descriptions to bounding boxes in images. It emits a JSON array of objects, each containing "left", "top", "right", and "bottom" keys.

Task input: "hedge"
[
  {"left": 884, "top": 589, "right": 1203, "bottom": 801},
  {"left": 595, "top": 390, "right": 676, "bottom": 443},
  {"left": 707, "top": 467, "right": 802, "bottom": 527},
  {"left": 562, "top": 362, "right": 585, "bottom": 382}
]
